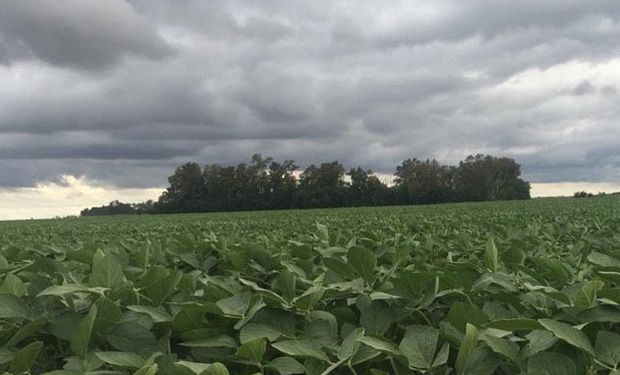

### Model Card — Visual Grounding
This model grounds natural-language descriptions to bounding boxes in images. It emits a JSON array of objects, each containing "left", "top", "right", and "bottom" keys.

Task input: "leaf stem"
[{"left": 320, "top": 358, "right": 349, "bottom": 375}]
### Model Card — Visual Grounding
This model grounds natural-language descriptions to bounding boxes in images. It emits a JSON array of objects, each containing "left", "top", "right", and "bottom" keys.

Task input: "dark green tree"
[
  {"left": 297, "top": 161, "right": 347, "bottom": 208},
  {"left": 158, "top": 162, "right": 205, "bottom": 212},
  {"left": 454, "top": 154, "right": 530, "bottom": 201},
  {"left": 394, "top": 158, "right": 455, "bottom": 204},
  {"left": 347, "top": 167, "right": 391, "bottom": 206},
  {"left": 268, "top": 159, "right": 298, "bottom": 209}
]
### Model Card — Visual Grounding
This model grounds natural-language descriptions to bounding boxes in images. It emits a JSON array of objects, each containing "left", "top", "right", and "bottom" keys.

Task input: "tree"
[
  {"left": 394, "top": 158, "right": 455, "bottom": 204},
  {"left": 158, "top": 162, "right": 205, "bottom": 212},
  {"left": 347, "top": 167, "right": 390, "bottom": 206},
  {"left": 80, "top": 200, "right": 135, "bottom": 216},
  {"left": 454, "top": 154, "right": 530, "bottom": 201},
  {"left": 268, "top": 159, "right": 298, "bottom": 209},
  {"left": 297, "top": 161, "right": 347, "bottom": 208},
  {"left": 80, "top": 153, "right": 531, "bottom": 216}
]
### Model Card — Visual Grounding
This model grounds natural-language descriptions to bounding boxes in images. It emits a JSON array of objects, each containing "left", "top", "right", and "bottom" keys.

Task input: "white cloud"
[
  {"left": 0, "top": 175, "right": 162, "bottom": 220},
  {"left": 530, "top": 182, "right": 620, "bottom": 197}
]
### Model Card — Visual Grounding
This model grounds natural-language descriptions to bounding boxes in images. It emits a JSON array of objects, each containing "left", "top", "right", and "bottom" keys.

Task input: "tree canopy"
[{"left": 81, "top": 153, "right": 531, "bottom": 216}]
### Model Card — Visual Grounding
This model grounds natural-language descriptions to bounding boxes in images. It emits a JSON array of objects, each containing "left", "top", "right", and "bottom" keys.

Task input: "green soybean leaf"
[
  {"left": 265, "top": 356, "right": 305, "bottom": 374},
  {"left": 358, "top": 336, "right": 401, "bottom": 357},
  {"left": 484, "top": 318, "right": 543, "bottom": 331},
  {"left": 272, "top": 340, "right": 330, "bottom": 362},
  {"left": 456, "top": 323, "right": 478, "bottom": 374},
  {"left": 127, "top": 305, "right": 172, "bottom": 323},
  {"left": 240, "top": 323, "right": 282, "bottom": 344},
  {"left": 448, "top": 302, "right": 488, "bottom": 331},
  {"left": 181, "top": 335, "right": 237, "bottom": 349},
  {"left": 337, "top": 327, "right": 365, "bottom": 360},
  {"left": 236, "top": 339, "right": 266, "bottom": 362},
  {"left": 95, "top": 351, "right": 145, "bottom": 368},
  {"left": 199, "top": 362, "right": 230, "bottom": 375},
  {"left": 0, "top": 293, "right": 30, "bottom": 319},
  {"left": 538, "top": 319, "right": 594, "bottom": 355},
  {"left": 522, "top": 330, "right": 558, "bottom": 358},
  {"left": 5, "top": 317, "right": 47, "bottom": 347},
  {"left": 0, "top": 274, "right": 28, "bottom": 297},
  {"left": 134, "top": 364, "right": 159, "bottom": 375},
  {"left": 587, "top": 252, "right": 620, "bottom": 268},
  {"left": 483, "top": 335, "right": 521, "bottom": 367},
  {"left": 485, "top": 238, "right": 499, "bottom": 272},
  {"left": 216, "top": 292, "right": 251, "bottom": 317},
  {"left": 37, "top": 284, "right": 107, "bottom": 297},
  {"left": 399, "top": 325, "right": 439, "bottom": 369},
  {"left": 595, "top": 331, "right": 620, "bottom": 367},
  {"left": 90, "top": 249, "right": 125, "bottom": 289},
  {"left": 9, "top": 341, "right": 43, "bottom": 374},
  {"left": 347, "top": 247, "right": 377, "bottom": 282},
  {"left": 71, "top": 304, "right": 98, "bottom": 359},
  {"left": 527, "top": 352, "right": 576, "bottom": 375}
]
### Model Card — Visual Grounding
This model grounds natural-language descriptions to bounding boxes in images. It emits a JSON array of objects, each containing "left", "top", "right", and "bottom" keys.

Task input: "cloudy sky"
[{"left": 1, "top": 0, "right": 620, "bottom": 219}]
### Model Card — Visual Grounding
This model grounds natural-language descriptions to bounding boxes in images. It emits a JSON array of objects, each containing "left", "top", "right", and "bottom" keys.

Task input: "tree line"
[{"left": 80, "top": 153, "right": 531, "bottom": 216}]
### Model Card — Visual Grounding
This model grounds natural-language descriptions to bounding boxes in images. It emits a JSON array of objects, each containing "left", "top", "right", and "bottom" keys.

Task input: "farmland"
[{"left": 0, "top": 196, "right": 619, "bottom": 374}]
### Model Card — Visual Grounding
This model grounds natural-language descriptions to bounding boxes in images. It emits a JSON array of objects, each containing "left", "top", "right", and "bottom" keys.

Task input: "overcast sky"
[{"left": 1, "top": 0, "right": 620, "bottom": 218}]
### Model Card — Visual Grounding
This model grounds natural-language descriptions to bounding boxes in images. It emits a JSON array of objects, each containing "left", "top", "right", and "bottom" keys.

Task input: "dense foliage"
[
  {"left": 81, "top": 154, "right": 530, "bottom": 216},
  {"left": 2, "top": 196, "right": 620, "bottom": 374}
]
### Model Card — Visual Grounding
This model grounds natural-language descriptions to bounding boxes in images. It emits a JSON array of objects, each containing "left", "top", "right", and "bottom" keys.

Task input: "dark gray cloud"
[
  {"left": 0, "top": 0, "right": 174, "bottom": 70},
  {"left": 0, "top": 0, "right": 619, "bottom": 188}
]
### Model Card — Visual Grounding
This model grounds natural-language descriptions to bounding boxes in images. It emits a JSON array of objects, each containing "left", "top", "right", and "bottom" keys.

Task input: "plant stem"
[{"left": 319, "top": 358, "right": 349, "bottom": 375}]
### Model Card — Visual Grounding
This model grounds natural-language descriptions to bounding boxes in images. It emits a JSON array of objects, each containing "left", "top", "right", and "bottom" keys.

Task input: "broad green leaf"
[
  {"left": 538, "top": 319, "right": 594, "bottom": 354},
  {"left": 0, "top": 293, "right": 30, "bottom": 319},
  {"left": 199, "top": 362, "right": 230, "bottom": 375},
  {"left": 37, "top": 284, "right": 107, "bottom": 297},
  {"left": 71, "top": 304, "right": 98, "bottom": 359},
  {"left": 522, "top": 330, "right": 558, "bottom": 358},
  {"left": 587, "top": 252, "right": 620, "bottom": 268},
  {"left": 5, "top": 317, "right": 47, "bottom": 347},
  {"left": 90, "top": 249, "right": 125, "bottom": 289},
  {"left": 337, "top": 327, "right": 365, "bottom": 360},
  {"left": 358, "top": 336, "right": 401, "bottom": 357},
  {"left": 527, "top": 352, "right": 576, "bottom": 375},
  {"left": 93, "top": 296, "right": 122, "bottom": 333},
  {"left": 236, "top": 339, "right": 266, "bottom": 362},
  {"left": 272, "top": 340, "right": 330, "bottom": 362},
  {"left": 216, "top": 292, "right": 251, "bottom": 317},
  {"left": 140, "top": 266, "right": 183, "bottom": 306},
  {"left": 273, "top": 269, "right": 296, "bottom": 302},
  {"left": 448, "top": 302, "right": 488, "bottom": 331},
  {"left": 399, "top": 325, "right": 439, "bottom": 369},
  {"left": 181, "top": 335, "right": 237, "bottom": 349},
  {"left": 455, "top": 323, "right": 478, "bottom": 374},
  {"left": 595, "top": 331, "right": 620, "bottom": 367},
  {"left": 240, "top": 323, "right": 282, "bottom": 344},
  {"left": 484, "top": 318, "right": 543, "bottom": 331},
  {"left": 9, "top": 341, "right": 43, "bottom": 374},
  {"left": 483, "top": 335, "right": 521, "bottom": 367},
  {"left": 347, "top": 247, "right": 377, "bottom": 282},
  {"left": 134, "top": 364, "right": 159, "bottom": 375},
  {"left": 127, "top": 305, "right": 172, "bottom": 322},
  {"left": 95, "top": 351, "right": 145, "bottom": 368},
  {"left": 265, "top": 356, "right": 305, "bottom": 374},
  {"left": 485, "top": 238, "right": 499, "bottom": 272},
  {"left": 0, "top": 274, "right": 28, "bottom": 297},
  {"left": 106, "top": 320, "right": 159, "bottom": 354},
  {"left": 461, "top": 348, "right": 501, "bottom": 375}
]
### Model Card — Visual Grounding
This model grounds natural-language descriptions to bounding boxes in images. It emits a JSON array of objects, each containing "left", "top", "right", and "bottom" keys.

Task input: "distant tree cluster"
[
  {"left": 80, "top": 154, "right": 530, "bottom": 216},
  {"left": 573, "top": 191, "right": 611, "bottom": 198}
]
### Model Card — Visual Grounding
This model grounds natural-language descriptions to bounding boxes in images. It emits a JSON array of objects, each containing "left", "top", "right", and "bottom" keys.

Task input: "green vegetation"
[
  {"left": 81, "top": 153, "right": 530, "bottom": 216},
  {"left": 1, "top": 196, "right": 619, "bottom": 374}
]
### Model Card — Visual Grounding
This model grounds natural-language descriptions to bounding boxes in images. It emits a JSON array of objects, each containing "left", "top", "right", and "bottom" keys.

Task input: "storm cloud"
[{"left": 0, "top": 0, "right": 619, "bottom": 188}]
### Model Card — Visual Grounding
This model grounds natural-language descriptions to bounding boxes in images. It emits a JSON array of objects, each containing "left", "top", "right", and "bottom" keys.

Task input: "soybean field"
[{"left": 0, "top": 196, "right": 619, "bottom": 374}]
